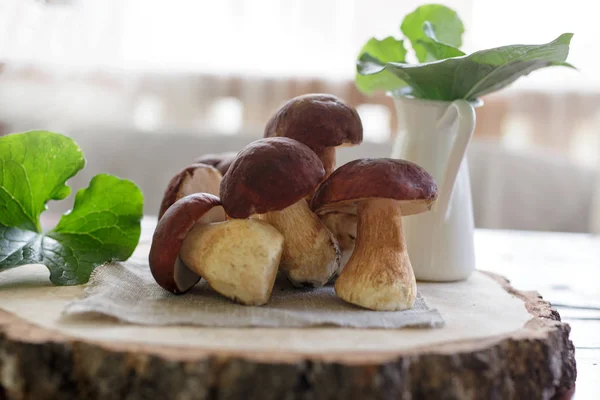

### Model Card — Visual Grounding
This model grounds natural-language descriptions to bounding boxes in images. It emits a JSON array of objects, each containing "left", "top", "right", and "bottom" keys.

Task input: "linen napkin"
[{"left": 63, "top": 261, "right": 444, "bottom": 329}]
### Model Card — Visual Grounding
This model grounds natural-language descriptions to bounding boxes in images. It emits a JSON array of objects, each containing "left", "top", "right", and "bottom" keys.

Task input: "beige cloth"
[{"left": 63, "top": 261, "right": 444, "bottom": 329}]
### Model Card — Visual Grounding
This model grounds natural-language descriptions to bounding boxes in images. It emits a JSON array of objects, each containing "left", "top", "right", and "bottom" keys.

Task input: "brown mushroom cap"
[
  {"left": 158, "top": 163, "right": 222, "bottom": 219},
  {"left": 220, "top": 137, "right": 325, "bottom": 219},
  {"left": 311, "top": 158, "right": 438, "bottom": 216},
  {"left": 193, "top": 151, "right": 237, "bottom": 176},
  {"left": 264, "top": 94, "right": 363, "bottom": 151},
  {"left": 149, "top": 193, "right": 226, "bottom": 294}
]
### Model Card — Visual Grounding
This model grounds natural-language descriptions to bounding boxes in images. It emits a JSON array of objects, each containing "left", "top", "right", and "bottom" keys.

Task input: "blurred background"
[{"left": 1, "top": 0, "right": 599, "bottom": 233}]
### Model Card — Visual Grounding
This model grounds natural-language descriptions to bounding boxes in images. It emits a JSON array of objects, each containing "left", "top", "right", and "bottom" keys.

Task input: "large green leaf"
[
  {"left": 0, "top": 131, "right": 85, "bottom": 232},
  {"left": 359, "top": 33, "right": 574, "bottom": 101},
  {"left": 401, "top": 4, "right": 464, "bottom": 62},
  {"left": 0, "top": 174, "right": 143, "bottom": 285},
  {"left": 0, "top": 131, "right": 143, "bottom": 285},
  {"left": 355, "top": 36, "right": 408, "bottom": 94}
]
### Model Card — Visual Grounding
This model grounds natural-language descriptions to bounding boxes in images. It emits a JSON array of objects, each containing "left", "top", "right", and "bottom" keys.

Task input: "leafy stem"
[
  {"left": 355, "top": 4, "right": 574, "bottom": 100},
  {"left": 0, "top": 131, "right": 143, "bottom": 286}
]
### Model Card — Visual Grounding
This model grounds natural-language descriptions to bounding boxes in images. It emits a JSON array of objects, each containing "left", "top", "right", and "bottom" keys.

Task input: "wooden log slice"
[{"left": 0, "top": 272, "right": 575, "bottom": 400}]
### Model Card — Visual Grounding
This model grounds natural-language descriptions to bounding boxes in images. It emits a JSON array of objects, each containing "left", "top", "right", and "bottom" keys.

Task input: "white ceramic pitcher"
[{"left": 391, "top": 96, "right": 479, "bottom": 281}]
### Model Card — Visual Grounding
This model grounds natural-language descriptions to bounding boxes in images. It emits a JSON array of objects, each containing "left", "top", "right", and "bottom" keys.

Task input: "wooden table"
[
  {"left": 473, "top": 229, "right": 600, "bottom": 399},
  {"left": 2, "top": 217, "right": 597, "bottom": 399}
]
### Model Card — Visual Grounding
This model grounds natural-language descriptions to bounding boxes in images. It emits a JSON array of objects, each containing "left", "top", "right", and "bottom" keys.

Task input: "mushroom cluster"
[{"left": 149, "top": 93, "right": 437, "bottom": 311}]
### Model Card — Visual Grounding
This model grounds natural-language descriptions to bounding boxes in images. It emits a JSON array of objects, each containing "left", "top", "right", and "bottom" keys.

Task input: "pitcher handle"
[{"left": 433, "top": 99, "right": 476, "bottom": 220}]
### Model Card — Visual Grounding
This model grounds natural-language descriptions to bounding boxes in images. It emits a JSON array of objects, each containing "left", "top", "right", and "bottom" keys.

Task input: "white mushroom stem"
[
  {"left": 316, "top": 146, "right": 337, "bottom": 179},
  {"left": 320, "top": 213, "right": 357, "bottom": 275},
  {"left": 260, "top": 199, "right": 340, "bottom": 287},
  {"left": 334, "top": 198, "right": 416, "bottom": 311},
  {"left": 179, "top": 167, "right": 222, "bottom": 198},
  {"left": 180, "top": 219, "right": 283, "bottom": 306}
]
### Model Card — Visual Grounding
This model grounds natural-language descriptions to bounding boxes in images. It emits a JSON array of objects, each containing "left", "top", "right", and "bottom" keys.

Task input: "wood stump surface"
[{"left": 0, "top": 271, "right": 576, "bottom": 400}]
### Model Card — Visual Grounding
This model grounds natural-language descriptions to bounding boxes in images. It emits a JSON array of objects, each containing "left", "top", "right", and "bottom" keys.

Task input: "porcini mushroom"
[
  {"left": 158, "top": 163, "right": 222, "bottom": 219},
  {"left": 194, "top": 151, "right": 237, "bottom": 176},
  {"left": 221, "top": 137, "right": 340, "bottom": 287},
  {"left": 150, "top": 193, "right": 225, "bottom": 294},
  {"left": 311, "top": 158, "right": 438, "bottom": 311},
  {"left": 149, "top": 193, "right": 284, "bottom": 305},
  {"left": 264, "top": 94, "right": 363, "bottom": 180}
]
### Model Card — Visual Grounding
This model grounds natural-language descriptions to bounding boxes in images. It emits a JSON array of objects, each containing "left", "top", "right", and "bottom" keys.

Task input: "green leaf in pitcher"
[
  {"left": 355, "top": 37, "right": 408, "bottom": 95},
  {"left": 368, "top": 33, "right": 573, "bottom": 101},
  {"left": 358, "top": 33, "right": 574, "bottom": 101},
  {"left": 354, "top": 4, "right": 575, "bottom": 100},
  {"left": 416, "top": 21, "right": 465, "bottom": 61},
  {"left": 400, "top": 4, "right": 464, "bottom": 62}
]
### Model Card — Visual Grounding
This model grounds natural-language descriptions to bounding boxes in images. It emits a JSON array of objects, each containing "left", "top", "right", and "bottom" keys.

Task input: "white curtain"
[{"left": 0, "top": 0, "right": 591, "bottom": 88}]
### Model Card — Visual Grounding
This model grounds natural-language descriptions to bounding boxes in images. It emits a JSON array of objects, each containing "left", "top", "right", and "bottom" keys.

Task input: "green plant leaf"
[
  {"left": 416, "top": 21, "right": 465, "bottom": 60},
  {"left": 355, "top": 36, "right": 408, "bottom": 94},
  {"left": 0, "top": 131, "right": 85, "bottom": 232},
  {"left": 0, "top": 131, "right": 143, "bottom": 285},
  {"left": 0, "top": 174, "right": 143, "bottom": 285},
  {"left": 359, "top": 33, "right": 574, "bottom": 101},
  {"left": 357, "top": 53, "right": 420, "bottom": 97},
  {"left": 401, "top": 4, "right": 464, "bottom": 62}
]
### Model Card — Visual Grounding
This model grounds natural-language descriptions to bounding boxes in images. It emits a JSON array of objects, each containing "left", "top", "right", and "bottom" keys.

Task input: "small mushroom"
[
  {"left": 311, "top": 158, "right": 438, "bottom": 311},
  {"left": 221, "top": 137, "right": 340, "bottom": 287},
  {"left": 149, "top": 193, "right": 284, "bottom": 305},
  {"left": 158, "top": 163, "right": 222, "bottom": 219},
  {"left": 194, "top": 151, "right": 237, "bottom": 176},
  {"left": 319, "top": 212, "right": 357, "bottom": 275},
  {"left": 150, "top": 193, "right": 225, "bottom": 294},
  {"left": 264, "top": 94, "right": 363, "bottom": 180}
]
